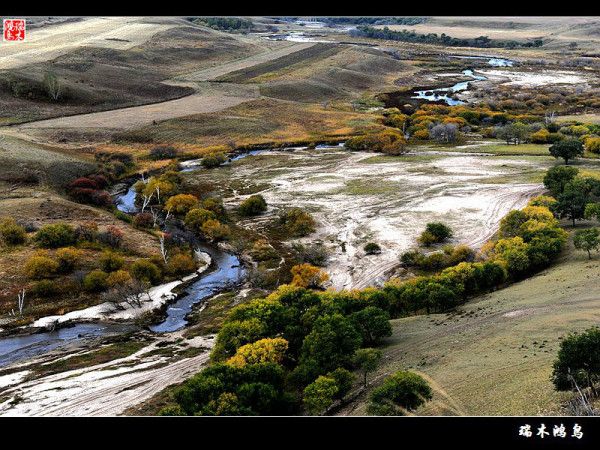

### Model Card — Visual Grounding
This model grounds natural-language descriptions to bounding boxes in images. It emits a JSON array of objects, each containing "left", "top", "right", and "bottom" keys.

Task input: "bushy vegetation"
[
  {"left": 290, "top": 263, "right": 329, "bottom": 289},
  {"left": 401, "top": 244, "right": 475, "bottom": 272},
  {"left": 418, "top": 222, "right": 453, "bottom": 247},
  {"left": 68, "top": 176, "right": 112, "bottom": 207},
  {"left": 278, "top": 208, "right": 316, "bottom": 237},
  {"left": 239, "top": 195, "right": 268, "bottom": 217},
  {"left": 166, "top": 253, "right": 197, "bottom": 277},
  {"left": 351, "top": 25, "right": 543, "bottom": 48},
  {"left": 201, "top": 152, "right": 227, "bottom": 169},
  {"left": 55, "top": 247, "right": 81, "bottom": 273},
  {"left": 34, "top": 223, "right": 76, "bottom": 248},
  {"left": 321, "top": 17, "right": 427, "bottom": 26},
  {"left": 150, "top": 145, "right": 178, "bottom": 160},
  {"left": 367, "top": 371, "right": 432, "bottom": 415},
  {"left": 364, "top": 242, "right": 382, "bottom": 255},
  {"left": 99, "top": 251, "right": 125, "bottom": 272},
  {"left": 193, "top": 17, "right": 254, "bottom": 31},
  {"left": 130, "top": 259, "right": 162, "bottom": 285},
  {"left": 292, "top": 243, "right": 329, "bottom": 267},
  {"left": 25, "top": 251, "right": 60, "bottom": 280},
  {"left": 552, "top": 327, "right": 600, "bottom": 397},
  {"left": 0, "top": 217, "right": 27, "bottom": 246},
  {"left": 346, "top": 130, "right": 408, "bottom": 156},
  {"left": 165, "top": 194, "right": 199, "bottom": 216},
  {"left": 83, "top": 270, "right": 109, "bottom": 292},
  {"left": 377, "top": 103, "right": 600, "bottom": 152}
]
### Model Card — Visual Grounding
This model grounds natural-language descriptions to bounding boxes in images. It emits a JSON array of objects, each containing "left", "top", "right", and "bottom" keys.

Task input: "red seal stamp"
[{"left": 3, "top": 19, "right": 26, "bottom": 42}]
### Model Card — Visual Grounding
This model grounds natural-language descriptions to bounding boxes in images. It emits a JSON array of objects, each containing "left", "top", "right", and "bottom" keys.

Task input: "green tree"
[
  {"left": 367, "top": 371, "right": 432, "bottom": 416},
  {"left": 300, "top": 313, "right": 362, "bottom": 374},
  {"left": 212, "top": 318, "right": 268, "bottom": 361},
  {"left": 543, "top": 166, "right": 579, "bottom": 197},
  {"left": 573, "top": 228, "right": 600, "bottom": 259},
  {"left": 496, "top": 122, "right": 530, "bottom": 145},
  {"left": 552, "top": 327, "right": 600, "bottom": 397},
  {"left": 499, "top": 210, "right": 528, "bottom": 238},
  {"left": 327, "top": 368, "right": 354, "bottom": 399},
  {"left": 303, "top": 375, "right": 338, "bottom": 415},
  {"left": 549, "top": 138, "right": 584, "bottom": 165},
  {"left": 364, "top": 242, "right": 382, "bottom": 255},
  {"left": 353, "top": 348, "right": 383, "bottom": 387},
  {"left": 585, "top": 203, "right": 600, "bottom": 222},
  {"left": 553, "top": 178, "right": 594, "bottom": 226},
  {"left": 418, "top": 222, "right": 453, "bottom": 246},
  {"left": 239, "top": 195, "right": 268, "bottom": 216},
  {"left": 350, "top": 306, "right": 392, "bottom": 346}
]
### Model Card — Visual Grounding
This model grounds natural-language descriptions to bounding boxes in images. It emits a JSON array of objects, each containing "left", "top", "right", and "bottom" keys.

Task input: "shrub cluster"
[{"left": 163, "top": 195, "right": 567, "bottom": 416}]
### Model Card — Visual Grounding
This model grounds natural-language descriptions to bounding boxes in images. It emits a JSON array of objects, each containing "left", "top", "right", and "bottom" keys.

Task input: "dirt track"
[
  {"left": 176, "top": 41, "right": 315, "bottom": 82},
  {"left": 19, "top": 82, "right": 261, "bottom": 130},
  {"left": 0, "top": 17, "right": 178, "bottom": 69},
  {"left": 10, "top": 38, "right": 314, "bottom": 131}
]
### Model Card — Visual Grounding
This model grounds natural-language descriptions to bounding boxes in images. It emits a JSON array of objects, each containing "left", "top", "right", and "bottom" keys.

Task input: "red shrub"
[
  {"left": 88, "top": 174, "right": 109, "bottom": 188},
  {"left": 133, "top": 213, "right": 154, "bottom": 229},
  {"left": 69, "top": 177, "right": 99, "bottom": 190}
]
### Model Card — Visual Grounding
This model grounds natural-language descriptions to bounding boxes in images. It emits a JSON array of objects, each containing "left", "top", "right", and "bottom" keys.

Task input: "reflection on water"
[
  {"left": 412, "top": 69, "right": 487, "bottom": 106},
  {"left": 0, "top": 323, "right": 136, "bottom": 368},
  {"left": 449, "top": 55, "right": 514, "bottom": 67},
  {"left": 149, "top": 244, "right": 245, "bottom": 333}
]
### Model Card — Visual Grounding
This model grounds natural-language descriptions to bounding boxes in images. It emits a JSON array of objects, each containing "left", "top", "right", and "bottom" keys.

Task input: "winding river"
[
  {"left": 1, "top": 57, "right": 515, "bottom": 366},
  {"left": 0, "top": 144, "right": 348, "bottom": 366},
  {"left": 411, "top": 56, "right": 514, "bottom": 106},
  {"left": 0, "top": 154, "right": 258, "bottom": 367}
]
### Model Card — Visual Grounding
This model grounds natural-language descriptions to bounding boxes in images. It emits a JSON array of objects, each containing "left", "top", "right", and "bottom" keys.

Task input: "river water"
[
  {"left": 0, "top": 144, "right": 347, "bottom": 366},
  {"left": 412, "top": 69, "right": 488, "bottom": 106},
  {"left": 411, "top": 56, "right": 514, "bottom": 106},
  {"left": 0, "top": 323, "right": 136, "bottom": 368},
  {"left": 149, "top": 243, "right": 245, "bottom": 333}
]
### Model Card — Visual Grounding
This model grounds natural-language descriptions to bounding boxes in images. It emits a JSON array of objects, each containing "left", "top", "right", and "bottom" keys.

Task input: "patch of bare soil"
[{"left": 205, "top": 149, "right": 545, "bottom": 290}]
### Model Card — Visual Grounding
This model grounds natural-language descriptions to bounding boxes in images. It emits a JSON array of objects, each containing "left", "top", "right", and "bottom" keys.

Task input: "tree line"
[
  {"left": 350, "top": 26, "right": 544, "bottom": 49},
  {"left": 159, "top": 184, "right": 568, "bottom": 416}
]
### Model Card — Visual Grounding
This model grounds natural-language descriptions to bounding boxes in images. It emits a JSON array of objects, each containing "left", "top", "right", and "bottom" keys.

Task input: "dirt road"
[
  {"left": 0, "top": 17, "right": 178, "bottom": 69},
  {"left": 11, "top": 38, "right": 314, "bottom": 131},
  {"left": 177, "top": 41, "right": 315, "bottom": 82},
  {"left": 20, "top": 82, "right": 260, "bottom": 130}
]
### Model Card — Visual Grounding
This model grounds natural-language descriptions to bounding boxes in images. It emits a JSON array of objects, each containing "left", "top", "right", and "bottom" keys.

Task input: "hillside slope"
[{"left": 340, "top": 225, "right": 600, "bottom": 416}]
